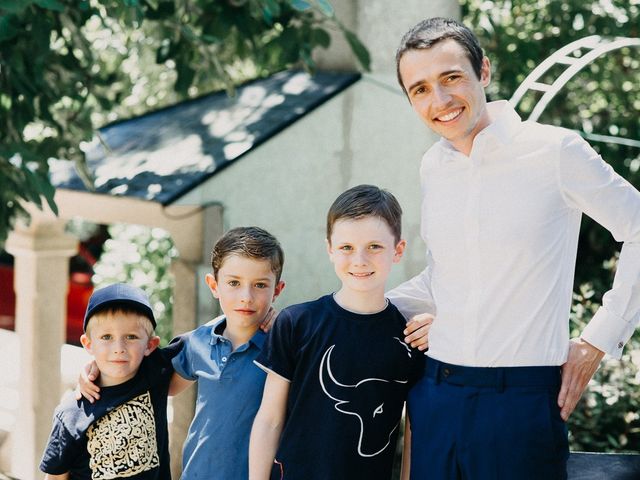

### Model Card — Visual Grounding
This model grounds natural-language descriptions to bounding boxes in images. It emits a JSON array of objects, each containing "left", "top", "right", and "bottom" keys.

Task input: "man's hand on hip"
[
  {"left": 403, "top": 313, "right": 434, "bottom": 351},
  {"left": 558, "top": 338, "right": 605, "bottom": 421}
]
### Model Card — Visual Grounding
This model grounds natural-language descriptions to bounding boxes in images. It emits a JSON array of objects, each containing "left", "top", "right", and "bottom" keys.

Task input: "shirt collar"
[
  {"left": 437, "top": 100, "right": 522, "bottom": 155},
  {"left": 250, "top": 329, "right": 267, "bottom": 349},
  {"left": 209, "top": 315, "right": 227, "bottom": 346},
  {"left": 481, "top": 100, "right": 522, "bottom": 144},
  {"left": 208, "top": 314, "right": 266, "bottom": 349}
]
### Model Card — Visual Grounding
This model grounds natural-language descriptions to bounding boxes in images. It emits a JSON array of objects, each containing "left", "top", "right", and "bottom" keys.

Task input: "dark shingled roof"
[{"left": 51, "top": 70, "right": 360, "bottom": 205}]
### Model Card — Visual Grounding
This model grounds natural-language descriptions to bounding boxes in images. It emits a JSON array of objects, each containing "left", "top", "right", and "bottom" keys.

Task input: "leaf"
[
  {"left": 156, "top": 39, "right": 172, "bottom": 64},
  {"left": 315, "top": 0, "right": 334, "bottom": 17},
  {"left": 300, "top": 48, "right": 315, "bottom": 71},
  {"left": 175, "top": 63, "right": 196, "bottom": 94},
  {"left": 0, "top": 0, "right": 32, "bottom": 13},
  {"left": 34, "top": 0, "right": 65, "bottom": 12},
  {"left": 311, "top": 28, "right": 331, "bottom": 48},
  {"left": 342, "top": 27, "right": 370, "bottom": 71},
  {"left": 290, "top": 0, "right": 311, "bottom": 12},
  {"left": 262, "top": 0, "right": 280, "bottom": 24},
  {"left": 18, "top": 167, "right": 43, "bottom": 209},
  {"left": 33, "top": 170, "right": 58, "bottom": 215},
  {"left": 144, "top": 0, "right": 175, "bottom": 20},
  {"left": 0, "top": 15, "right": 19, "bottom": 41}
]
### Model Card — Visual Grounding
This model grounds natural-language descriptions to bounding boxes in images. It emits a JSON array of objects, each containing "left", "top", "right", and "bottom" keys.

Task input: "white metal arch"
[{"left": 509, "top": 35, "right": 640, "bottom": 148}]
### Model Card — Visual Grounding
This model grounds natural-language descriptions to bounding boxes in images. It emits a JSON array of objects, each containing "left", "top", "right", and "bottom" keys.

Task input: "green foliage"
[
  {"left": 568, "top": 284, "right": 640, "bottom": 452},
  {"left": 91, "top": 223, "right": 178, "bottom": 345},
  {"left": 0, "top": 0, "right": 369, "bottom": 248},
  {"left": 462, "top": 0, "right": 640, "bottom": 452}
]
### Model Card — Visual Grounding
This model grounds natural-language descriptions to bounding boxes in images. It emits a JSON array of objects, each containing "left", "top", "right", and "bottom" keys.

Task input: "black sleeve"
[
  {"left": 141, "top": 342, "right": 179, "bottom": 387},
  {"left": 162, "top": 333, "right": 186, "bottom": 361},
  {"left": 40, "top": 415, "right": 79, "bottom": 475},
  {"left": 255, "top": 309, "right": 297, "bottom": 381}
]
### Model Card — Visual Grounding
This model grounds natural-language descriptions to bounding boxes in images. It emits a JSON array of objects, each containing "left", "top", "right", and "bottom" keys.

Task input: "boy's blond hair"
[{"left": 85, "top": 307, "right": 155, "bottom": 339}]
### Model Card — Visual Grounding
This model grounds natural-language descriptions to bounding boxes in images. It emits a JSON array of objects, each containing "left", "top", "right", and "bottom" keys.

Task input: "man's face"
[{"left": 399, "top": 38, "right": 491, "bottom": 156}]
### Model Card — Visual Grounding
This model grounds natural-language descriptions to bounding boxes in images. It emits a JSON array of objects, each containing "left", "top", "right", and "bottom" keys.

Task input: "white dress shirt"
[{"left": 388, "top": 101, "right": 640, "bottom": 367}]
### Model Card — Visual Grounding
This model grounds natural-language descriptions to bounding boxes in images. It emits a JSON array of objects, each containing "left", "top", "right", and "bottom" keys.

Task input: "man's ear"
[
  {"left": 145, "top": 335, "right": 161, "bottom": 356},
  {"left": 480, "top": 56, "right": 491, "bottom": 87},
  {"left": 272, "top": 280, "right": 286, "bottom": 302},
  {"left": 80, "top": 333, "right": 92, "bottom": 354},
  {"left": 205, "top": 273, "right": 220, "bottom": 299},
  {"left": 393, "top": 239, "right": 407, "bottom": 263}
]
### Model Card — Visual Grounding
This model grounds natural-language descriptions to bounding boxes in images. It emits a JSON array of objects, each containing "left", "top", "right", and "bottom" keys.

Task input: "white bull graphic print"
[{"left": 318, "top": 341, "right": 410, "bottom": 458}]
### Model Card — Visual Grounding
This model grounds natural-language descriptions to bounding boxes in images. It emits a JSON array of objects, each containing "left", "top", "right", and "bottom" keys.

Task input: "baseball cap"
[{"left": 83, "top": 283, "right": 156, "bottom": 332}]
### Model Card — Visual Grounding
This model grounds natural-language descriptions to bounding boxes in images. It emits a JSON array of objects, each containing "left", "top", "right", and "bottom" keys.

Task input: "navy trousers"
[{"left": 408, "top": 358, "right": 569, "bottom": 480}]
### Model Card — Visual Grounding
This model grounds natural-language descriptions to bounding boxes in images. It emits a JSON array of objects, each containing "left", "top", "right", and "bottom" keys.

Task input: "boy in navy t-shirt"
[
  {"left": 40, "top": 283, "right": 180, "bottom": 480},
  {"left": 249, "top": 185, "right": 424, "bottom": 480}
]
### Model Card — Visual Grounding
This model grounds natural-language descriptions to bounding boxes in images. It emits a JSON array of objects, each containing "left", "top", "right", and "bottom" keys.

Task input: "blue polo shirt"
[{"left": 172, "top": 315, "right": 266, "bottom": 479}]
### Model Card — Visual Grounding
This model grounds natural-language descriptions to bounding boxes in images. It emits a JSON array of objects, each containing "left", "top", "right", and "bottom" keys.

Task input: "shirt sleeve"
[
  {"left": 254, "top": 309, "right": 296, "bottom": 381},
  {"left": 39, "top": 414, "right": 78, "bottom": 475},
  {"left": 386, "top": 259, "right": 437, "bottom": 322},
  {"left": 171, "top": 330, "right": 197, "bottom": 381},
  {"left": 557, "top": 132, "right": 640, "bottom": 357}
]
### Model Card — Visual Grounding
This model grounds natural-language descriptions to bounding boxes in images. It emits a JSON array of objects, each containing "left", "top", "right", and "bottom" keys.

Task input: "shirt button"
[
  {"left": 617, "top": 342, "right": 624, "bottom": 349},
  {"left": 222, "top": 356, "right": 228, "bottom": 362}
]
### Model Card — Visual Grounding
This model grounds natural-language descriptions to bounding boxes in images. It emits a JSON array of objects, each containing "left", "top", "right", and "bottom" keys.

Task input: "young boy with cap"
[
  {"left": 75, "top": 226, "right": 286, "bottom": 479},
  {"left": 40, "top": 283, "right": 180, "bottom": 480}
]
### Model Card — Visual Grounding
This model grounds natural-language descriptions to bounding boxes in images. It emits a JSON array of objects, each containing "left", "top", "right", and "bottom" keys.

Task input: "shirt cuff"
[{"left": 580, "top": 306, "right": 634, "bottom": 359}]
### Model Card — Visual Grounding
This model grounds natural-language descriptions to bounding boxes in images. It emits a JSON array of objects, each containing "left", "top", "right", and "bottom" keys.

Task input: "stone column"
[
  {"left": 168, "top": 257, "right": 198, "bottom": 478},
  {"left": 5, "top": 218, "right": 77, "bottom": 480}
]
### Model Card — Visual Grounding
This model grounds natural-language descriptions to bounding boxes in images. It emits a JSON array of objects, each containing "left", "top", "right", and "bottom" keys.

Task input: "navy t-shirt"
[
  {"left": 40, "top": 345, "right": 179, "bottom": 480},
  {"left": 255, "top": 294, "right": 425, "bottom": 480}
]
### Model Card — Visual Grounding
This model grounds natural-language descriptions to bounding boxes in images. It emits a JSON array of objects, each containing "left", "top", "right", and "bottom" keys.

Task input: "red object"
[{"left": 0, "top": 264, "right": 93, "bottom": 346}]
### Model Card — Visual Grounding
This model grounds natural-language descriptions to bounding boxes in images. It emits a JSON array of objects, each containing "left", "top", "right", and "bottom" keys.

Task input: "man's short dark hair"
[
  {"left": 395, "top": 17, "right": 484, "bottom": 95},
  {"left": 326, "top": 185, "right": 402, "bottom": 244},
  {"left": 211, "top": 226, "right": 285, "bottom": 282}
]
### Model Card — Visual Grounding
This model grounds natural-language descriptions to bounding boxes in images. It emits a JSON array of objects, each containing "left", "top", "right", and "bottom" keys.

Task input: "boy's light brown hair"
[
  {"left": 211, "top": 226, "right": 285, "bottom": 282},
  {"left": 326, "top": 184, "right": 403, "bottom": 244},
  {"left": 85, "top": 307, "right": 155, "bottom": 339}
]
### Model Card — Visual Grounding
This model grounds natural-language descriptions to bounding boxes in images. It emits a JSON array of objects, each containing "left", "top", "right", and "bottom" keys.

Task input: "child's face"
[
  {"left": 207, "top": 255, "right": 284, "bottom": 331},
  {"left": 327, "top": 216, "right": 406, "bottom": 299},
  {"left": 80, "top": 313, "right": 159, "bottom": 387}
]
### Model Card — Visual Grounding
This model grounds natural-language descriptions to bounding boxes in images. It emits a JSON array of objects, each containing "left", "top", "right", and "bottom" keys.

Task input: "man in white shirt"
[{"left": 391, "top": 17, "right": 640, "bottom": 479}]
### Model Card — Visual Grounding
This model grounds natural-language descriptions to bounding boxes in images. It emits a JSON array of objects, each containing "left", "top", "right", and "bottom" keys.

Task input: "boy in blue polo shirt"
[
  {"left": 169, "top": 226, "right": 285, "bottom": 478},
  {"left": 78, "top": 226, "right": 285, "bottom": 479}
]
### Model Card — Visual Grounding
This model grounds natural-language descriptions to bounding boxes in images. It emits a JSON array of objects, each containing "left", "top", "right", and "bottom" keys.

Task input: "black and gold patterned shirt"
[{"left": 40, "top": 344, "right": 180, "bottom": 480}]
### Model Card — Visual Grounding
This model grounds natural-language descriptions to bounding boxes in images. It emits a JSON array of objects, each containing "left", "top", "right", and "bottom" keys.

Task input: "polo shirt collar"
[
  {"left": 208, "top": 314, "right": 227, "bottom": 346},
  {"left": 250, "top": 328, "right": 267, "bottom": 349},
  {"left": 208, "top": 314, "right": 266, "bottom": 349}
]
